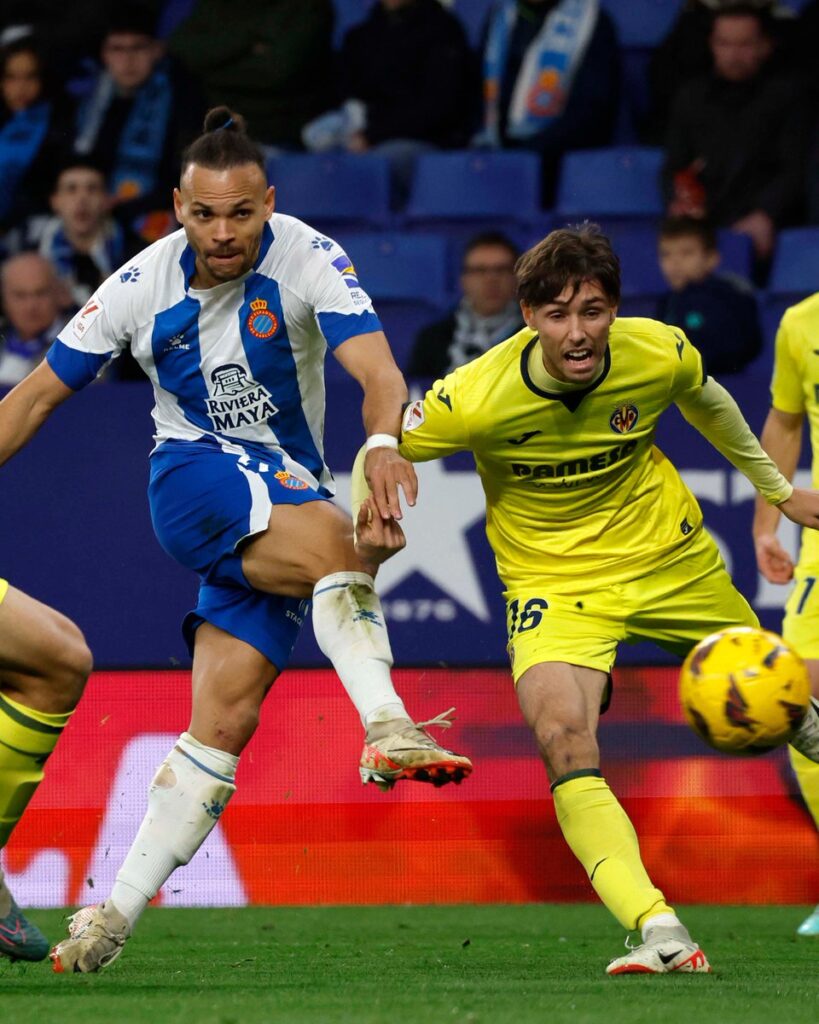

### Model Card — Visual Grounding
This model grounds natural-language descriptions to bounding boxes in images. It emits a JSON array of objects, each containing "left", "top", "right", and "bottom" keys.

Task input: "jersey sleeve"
[
  {"left": 399, "top": 371, "right": 470, "bottom": 462},
  {"left": 306, "top": 239, "right": 383, "bottom": 351},
  {"left": 666, "top": 325, "right": 707, "bottom": 401},
  {"left": 46, "top": 272, "right": 135, "bottom": 390},
  {"left": 770, "top": 309, "right": 805, "bottom": 414}
]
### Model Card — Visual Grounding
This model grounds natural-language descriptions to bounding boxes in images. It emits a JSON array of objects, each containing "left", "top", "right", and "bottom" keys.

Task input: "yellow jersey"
[
  {"left": 399, "top": 317, "right": 708, "bottom": 592},
  {"left": 770, "top": 292, "right": 819, "bottom": 570}
]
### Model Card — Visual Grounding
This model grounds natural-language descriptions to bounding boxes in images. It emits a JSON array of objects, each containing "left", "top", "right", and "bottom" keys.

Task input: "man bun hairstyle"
[
  {"left": 180, "top": 106, "right": 265, "bottom": 177},
  {"left": 516, "top": 223, "right": 621, "bottom": 308}
]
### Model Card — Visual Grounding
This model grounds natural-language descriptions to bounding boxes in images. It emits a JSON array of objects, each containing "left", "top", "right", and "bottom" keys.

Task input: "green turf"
[{"left": 1, "top": 905, "right": 817, "bottom": 1024}]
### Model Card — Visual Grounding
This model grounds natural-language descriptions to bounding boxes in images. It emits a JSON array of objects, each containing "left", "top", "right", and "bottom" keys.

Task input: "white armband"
[{"left": 365, "top": 433, "right": 399, "bottom": 452}]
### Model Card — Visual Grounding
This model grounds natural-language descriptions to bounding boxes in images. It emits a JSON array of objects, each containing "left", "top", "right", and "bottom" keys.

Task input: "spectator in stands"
[
  {"left": 302, "top": 0, "right": 475, "bottom": 200},
  {"left": 656, "top": 216, "right": 762, "bottom": 376},
  {"left": 473, "top": 0, "right": 620, "bottom": 204},
  {"left": 169, "top": 0, "right": 334, "bottom": 148},
  {"left": 0, "top": 252, "right": 65, "bottom": 386},
  {"left": 25, "top": 157, "right": 142, "bottom": 309},
  {"left": 407, "top": 232, "right": 522, "bottom": 381},
  {"left": 74, "top": 4, "right": 205, "bottom": 241},
  {"left": 0, "top": 34, "right": 69, "bottom": 231},
  {"left": 662, "top": 5, "right": 811, "bottom": 265},
  {"left": 645, "top": 0, "right": 797, "bottom": 143}
]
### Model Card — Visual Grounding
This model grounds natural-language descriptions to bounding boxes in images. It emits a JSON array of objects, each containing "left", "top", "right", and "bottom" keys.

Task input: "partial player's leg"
[
  {"left": 242, "top": 500, "right": 471, "bottom": 789},
  {"left": 0, "top": 582, "right": 92, "bottom": 962},
  {"left": 779, "top": 574, "right": 819, "bottom": 934},
  {"left": 516, "top": 660, "right": 710, "bottom": 976},
  {"left": 51, "top": 623, "right": 273, "bottom": 973},
  {"left": 150, "top": 443, "right": 470, "bottom": 791},
  {"left": 628, "top": 529, "right": 819, "bottom": 941}
]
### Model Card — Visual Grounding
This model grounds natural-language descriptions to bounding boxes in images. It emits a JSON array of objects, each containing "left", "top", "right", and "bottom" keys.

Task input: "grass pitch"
[{"left": 1, "top": 905, "right": 817, "bottom": 1024}]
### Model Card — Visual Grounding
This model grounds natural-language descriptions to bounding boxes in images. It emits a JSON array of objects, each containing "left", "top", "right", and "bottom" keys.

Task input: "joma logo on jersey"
[
  {"left": 247, "top": 298, "right": 279, "bottom": 339},
  {"left": 512, "top": 439, "right": 638, "bottom": 479},
  {"left": 609, "top": 403, "right": 638, "bottom": 434},
  {"left": 206, "top": 364, "right": 278, "bottom": 430}
]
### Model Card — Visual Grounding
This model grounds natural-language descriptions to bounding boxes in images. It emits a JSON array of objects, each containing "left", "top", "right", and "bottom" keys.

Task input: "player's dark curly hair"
[
  {"left": 515, "top": 223, "right": 621, "bottom": 308},
  {"left": 180, "top": 106, "right": 265, "bottom": 177}
]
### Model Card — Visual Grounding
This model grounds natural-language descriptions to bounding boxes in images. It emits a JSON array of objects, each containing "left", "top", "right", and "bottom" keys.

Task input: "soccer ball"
[{"left": 679, "top": 626, "right": 811, "bottom": 756}]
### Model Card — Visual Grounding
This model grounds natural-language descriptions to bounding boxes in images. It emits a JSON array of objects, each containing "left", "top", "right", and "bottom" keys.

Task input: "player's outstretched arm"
[
  {"left": 0, "top": 361, "right": 74, "bottom": 468},
  {"left": 676, "top": 375, "right": 793, "bottom": 504},
  {"left": 334, "top": 330, "right": 418, "bottom": 520},
  {"left": 775, "top": 488, "right": 819, "bottom": 531},
  {"left": 753, "top": 407, "right": 802, "bottom": 583}
]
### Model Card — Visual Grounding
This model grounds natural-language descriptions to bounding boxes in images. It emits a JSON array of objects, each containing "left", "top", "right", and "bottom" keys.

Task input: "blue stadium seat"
[
  {"left": 335, "top": 232, "right": 450, "bottom": 307},
  {"left": 717, "top": 230, "right": 754, "bottom": 282},
  {"left": 405, "top": 151, "right": 542, "bottom": 224},
  {"left": 600, "top": 0, "right": 680, "bottom": 48},
  {"left": 329, "top": 233, "right": 452, "bottom": 371},
  {"left": 556, "top": 147, "right": 664, "bottom": 220},
  {"left": 452, "top": 0, "right": 494, "bottom": 45},
  {"left": 266, "top": 153, "right": 392, "bottom": 230},
  {"left": 768, "top": 227, "right": 819, "bottom": 298},
  {"left": 586, "top": 222, "right": 754, "bottom": 318},
  {"left": 332, "top": 0, "right": 370, "bottom": 46}
]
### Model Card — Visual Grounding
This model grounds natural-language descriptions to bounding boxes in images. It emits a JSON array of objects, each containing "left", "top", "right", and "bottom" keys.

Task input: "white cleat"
[
  {"left": 797, "top": 904, "right": 819, "bottom": 936},
  {"left": 606, "top": 927, "right": 711, "bottom": 976},
  {"left": 50, "top": 901, "right": 131, "bottom": 973},
  {"left": 359, "top": 708, "right": 472, "bottom": 790}
]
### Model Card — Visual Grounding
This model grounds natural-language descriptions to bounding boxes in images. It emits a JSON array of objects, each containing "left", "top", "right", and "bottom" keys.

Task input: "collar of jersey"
[
  {"left": 179, "top": 221, "right": 275, "bottom": 291},
  {"left": 520, "top": 337, "right": 611, "bottom": 412}
]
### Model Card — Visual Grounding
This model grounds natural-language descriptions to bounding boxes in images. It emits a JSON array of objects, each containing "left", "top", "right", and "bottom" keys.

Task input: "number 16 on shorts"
[{"left": 506, "top": 596, "right": 549, "bottom": 638}]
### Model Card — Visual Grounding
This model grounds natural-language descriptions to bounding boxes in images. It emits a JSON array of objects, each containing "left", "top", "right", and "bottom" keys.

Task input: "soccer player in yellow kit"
[
  {"left": 753, "top": 292, "right": 819, "bottom": 937},
  {"left": 354, "top": 226, "right": 819, "bottom": 975},
  {"left": 0, "top": 578, "right": 92, "bottom": 960}
]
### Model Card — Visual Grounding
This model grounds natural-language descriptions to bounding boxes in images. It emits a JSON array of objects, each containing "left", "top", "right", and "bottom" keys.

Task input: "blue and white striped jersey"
[{"left": 47, "top": 213, "right": 381, "bottom": 493}]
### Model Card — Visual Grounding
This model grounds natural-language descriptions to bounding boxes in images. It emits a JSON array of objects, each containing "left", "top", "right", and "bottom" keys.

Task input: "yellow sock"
[
  {"left": 789, "top": 744, "right": 819, "bottom": 830},
  {"left": 0, "top": 692, "right": 72, "bottom": 849},
  {"left": 552, "top": 772, "right": 673, "bottom": 930}
]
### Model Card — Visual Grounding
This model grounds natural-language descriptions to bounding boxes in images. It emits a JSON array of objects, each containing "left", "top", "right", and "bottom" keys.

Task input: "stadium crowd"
[{"left": 0, "top": 0, "right": 816, "bottom": 387}]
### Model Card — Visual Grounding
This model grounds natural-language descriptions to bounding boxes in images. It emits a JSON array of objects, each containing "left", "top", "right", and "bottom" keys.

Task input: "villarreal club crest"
[{"left": 610, "top": 403, "right": 638, "bottom": 434}]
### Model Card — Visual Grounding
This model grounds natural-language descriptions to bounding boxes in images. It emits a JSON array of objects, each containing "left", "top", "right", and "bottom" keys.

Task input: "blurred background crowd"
[{"left": 0, "top": 0, "right": 816, "bottom": 389}]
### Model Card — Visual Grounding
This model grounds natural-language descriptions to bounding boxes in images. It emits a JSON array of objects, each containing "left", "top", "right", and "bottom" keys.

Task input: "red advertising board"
[{"left": 3, "top": 668, "right": 816, "bottom": 908}]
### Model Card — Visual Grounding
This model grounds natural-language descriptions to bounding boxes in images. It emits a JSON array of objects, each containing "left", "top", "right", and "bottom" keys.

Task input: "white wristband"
[{"left": 365, "top": 433, "right": 399, "bottom": 452}]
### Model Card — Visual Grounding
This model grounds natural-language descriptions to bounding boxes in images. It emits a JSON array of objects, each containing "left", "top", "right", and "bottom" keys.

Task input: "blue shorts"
[{"left": 148, "top": 438, "right": 330, "bottom": 671}]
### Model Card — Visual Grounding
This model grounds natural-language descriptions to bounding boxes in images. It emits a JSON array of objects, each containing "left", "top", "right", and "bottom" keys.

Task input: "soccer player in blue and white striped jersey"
[{"left": 0, "top": 106, "right": 470, "bottom": 972}]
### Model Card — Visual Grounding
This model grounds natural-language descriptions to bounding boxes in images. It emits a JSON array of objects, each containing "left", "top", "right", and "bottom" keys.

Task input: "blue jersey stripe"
[
  {"left": 239, "top": 273, "right": 325, "bottom": 482},
  {"left": 151, "top": 295, "right": 213, "bottom": 435},
  {"left": 317, "top": 309, "right": 381, "bottom": 350},
  {"left": 47, "top": 339, "right": 111, "bottom": 390}
]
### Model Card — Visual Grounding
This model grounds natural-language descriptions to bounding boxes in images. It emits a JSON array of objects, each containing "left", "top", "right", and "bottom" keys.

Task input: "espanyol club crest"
[
  {"left": 609, "top": 403, "right": 639, "bottom": 434},
  {"left": 247, "top": 298, "right": 279, "bottom": 339},
  {"left": 275, "top": 470, "right": 308, "bottom": 490}
]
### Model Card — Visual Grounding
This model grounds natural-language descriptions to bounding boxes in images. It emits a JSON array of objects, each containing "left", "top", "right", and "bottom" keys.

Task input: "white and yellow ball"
[{"left": 679, "top": 626, "right": 811, "bottom": 755}]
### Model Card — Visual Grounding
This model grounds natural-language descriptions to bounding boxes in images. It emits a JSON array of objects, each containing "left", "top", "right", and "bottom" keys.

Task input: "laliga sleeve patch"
[
  {"left": 72, "top": 296, "right": 104, "bottom": 340},
  {"left": 402, "top": 399, "right": 425, "bottom": 433}
]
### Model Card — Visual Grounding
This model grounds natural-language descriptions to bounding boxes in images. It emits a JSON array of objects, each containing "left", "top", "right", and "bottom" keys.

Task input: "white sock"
[
  {"left": 109, "top": 732, "right": 238, "bottom": 927},
  {"left": 641, "top": 912, "right": 683, "bottom": 941},
  {"left": 312, "top": 571, "right": 409, "bottom": 727}
]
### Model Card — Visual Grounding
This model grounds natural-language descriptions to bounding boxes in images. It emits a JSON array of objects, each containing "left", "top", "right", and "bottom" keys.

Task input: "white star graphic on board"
[{"left": 334, "top": 458, "right": 491, "bottom": 621}]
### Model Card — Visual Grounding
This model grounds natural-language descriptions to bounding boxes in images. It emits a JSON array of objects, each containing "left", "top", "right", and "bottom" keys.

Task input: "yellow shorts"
[
  {"left": 505, "top": 528, "right": 758, "bottom": 683},
  {"left": 0, "top": 579, "right": 7, "bottom": 606},
  {"left": 782, "top": 568, "right": 819, "bottom": 660}
]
